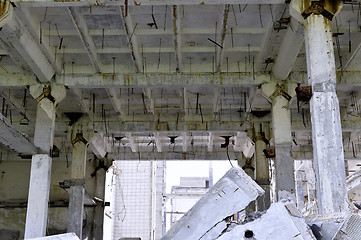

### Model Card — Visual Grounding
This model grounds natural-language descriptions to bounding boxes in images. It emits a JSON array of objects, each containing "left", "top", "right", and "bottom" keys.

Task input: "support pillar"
[
  {"left": 24, "top": 85, "right": 65, "bottom": 239},
  {"left": 290, "top": 0, "right": 348, "bottom": 214},
  {"left": 254, "top": 126, "right": 271, "bottom": 211},
  {"left": 67, "top": 130, "right": 88, "bottom": 239},
  {"left": 262, "top": 82, "right": 296, "bottom": 202},
  {"left": 93, "top": 159, "right": 107, "bottom": 240}
]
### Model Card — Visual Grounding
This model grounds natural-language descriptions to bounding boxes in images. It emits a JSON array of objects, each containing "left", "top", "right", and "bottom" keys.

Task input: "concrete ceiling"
[{"left": 0, "top": 1, "right": 361, "bottom": 173}]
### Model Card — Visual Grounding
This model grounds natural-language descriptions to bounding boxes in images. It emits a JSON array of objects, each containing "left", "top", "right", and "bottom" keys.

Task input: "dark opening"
[{"left": 244, "top": 230, "right": 254, "bottom": 238}]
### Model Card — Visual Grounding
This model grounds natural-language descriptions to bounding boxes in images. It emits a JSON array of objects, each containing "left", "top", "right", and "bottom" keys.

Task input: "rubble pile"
[{"left": 163, "top": 167, "right": 361, "bottom": 240}]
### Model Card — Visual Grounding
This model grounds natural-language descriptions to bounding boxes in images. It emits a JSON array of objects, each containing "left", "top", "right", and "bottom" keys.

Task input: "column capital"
[
  {"left": 290, "top": 0, "right": 342, "bottom": 25},
  {"left": 261, "top": 81, "right": 297, "bottom": 102},
  {"left": 30, "top": 83, "right": 66, "bottom": 119},
  {"left": 68, "top": 117, "right": 94, "bottom": 145}
]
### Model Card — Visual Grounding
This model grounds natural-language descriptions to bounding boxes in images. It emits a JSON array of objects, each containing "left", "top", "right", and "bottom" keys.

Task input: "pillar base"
[
  {"left": 67, "top": 185, "right": 85, "bottom": 238},
  {"left": 274, "top": 145, "right": 296, "bottom": 202}
]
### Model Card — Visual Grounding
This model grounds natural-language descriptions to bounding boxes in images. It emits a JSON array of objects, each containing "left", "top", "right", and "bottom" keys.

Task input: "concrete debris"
[
  {"left": 27, "top": 233, "right": 79, "bottom": 240},
  {"left": 331, "top": 214, "right": 361, "bottom": 240},
  {"left": 162, "top": 167, "right": 264, "bottom": 240},
  {"left": 307, "top": 212, "right": 350, "bottom": 240},
  {"left": 216, "top": 200, "right": 316, "bottom": 240}
]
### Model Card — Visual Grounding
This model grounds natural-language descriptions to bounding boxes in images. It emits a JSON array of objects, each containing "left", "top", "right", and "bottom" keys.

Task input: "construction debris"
[
  {"left": 162, "top": 167, "right": 264, "bottom": 240},
  {"left": 216, "top": 200, "right": 316, "bottom": 240},
  {"left": 27, "top": 233, "right": 79, "bottom": 240},
  {"left": 163, "top": 167, "right": 361, "bottom": 240}
]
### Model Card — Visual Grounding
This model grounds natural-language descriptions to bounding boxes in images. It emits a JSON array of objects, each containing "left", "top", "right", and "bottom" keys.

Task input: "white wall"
[{"left": 111, "top": 160, "right": 165, "bottom": 240}]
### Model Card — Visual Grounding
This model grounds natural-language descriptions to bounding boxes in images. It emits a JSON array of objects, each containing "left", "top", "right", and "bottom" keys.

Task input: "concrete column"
[
  {"left": 304, "top": 14, "right": 347, "bottom": 214},
  {"left": 24, "top": 154, "right": 52, "bottom": 239},
  {"left": 242, "top": 157, "right": 256, "bottom": 213},
  {"left": 262, "top": 82, "right": 296, "bottom": 202},
  {"left": 295, "top": 163, "right": 305, "bottom": 210},
  {"left": 93, "top": 159, "right": 106, "bottom": 240},
  {"left": 290, "top": 0, "right": 347, "bottom": 215},
  {"left": 25, "top": 84, "right": 65, "bottom": 239},
  {"left": 67, "top": 133, "right": 88, "bottom": 239},
  {"left": 254, "top": 131, "right": 271, "bottom": 211}
]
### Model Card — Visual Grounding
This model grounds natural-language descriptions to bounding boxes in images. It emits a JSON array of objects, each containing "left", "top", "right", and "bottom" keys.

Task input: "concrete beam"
[
  {"left": 120, "top": 6, "right": 142, "bottom": 72},
  {"left": 255, "top": 5, "right": 285, "bottom": 71},
  {"left": 68, "top": 7, "right": 102, "bottom": 73},
  {"left": 14, "top": 0, "right": 286, "bottom": 7},
  {"left": 56, "top": 72, "right": 272, "bottom": 88},
  {"left": 0, "top": 8, "right": 55, "bottom": 82},
  {"left": 173, "top": 5, "right": 182, "bottom": 73},
  {"left": 70, "top": 88, "right": 92, "bottom": 119},
  {"left": 43, "top": 27, "right": 266, "bottom": 37},
  {"left": 89, "top": 133, "right": 107, "bottom": 158},
  {"left": 154, "top": 132, "right": 162, "bottom": 153},
  {"left": 216, "top": 5, "right": 230, "bottom": 72},
  {"left": 125, "top": 132, "right": 137, "bottom": 152},
  {"left": 0, "top": 71, "right": 347, "bottom": 88},
  {"left": 106, "top": 88, "right": 125, "bottom": 120},
  {"left": 0, "top": 113, "right": 37, "bottom": 154},
  {"left": 272, "top": 17, "right": 304, "bottom": 80},
  {"left": 182, "top": 132, "right": 188, "bottom": 152}
]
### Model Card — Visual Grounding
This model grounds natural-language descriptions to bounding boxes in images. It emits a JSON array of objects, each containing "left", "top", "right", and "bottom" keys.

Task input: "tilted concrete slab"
[
  {"left": 332, "top": 214, "right": 361, "bottom": 239},
  {"left": 217, "top": 200, "right": 316, "bottom": 240},
  {"left": 28, "top": 233, "right": 79, "bottom": 240},
  {"left": 162, "top": 167, "right": 264, "bottom": 240},
  {"left": 0, "top": 113, "right": 37, "bottom": 154},
  {"left": 347, "top": 170, "right": 361, "bottom": 202}
]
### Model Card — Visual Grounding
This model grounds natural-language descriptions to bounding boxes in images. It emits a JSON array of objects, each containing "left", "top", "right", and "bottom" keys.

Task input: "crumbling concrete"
[
  {"left": 27, "top": 233, "right": 79, "bottom": 240},
  {"left": 331, "top": 213, "right": 361, "bottom": 239},
  {"left": 217, "top": 200, "right": 316, "bottom": 240},
  {"left": 162, "top": 167, "right": 264, "bottom": 240}
]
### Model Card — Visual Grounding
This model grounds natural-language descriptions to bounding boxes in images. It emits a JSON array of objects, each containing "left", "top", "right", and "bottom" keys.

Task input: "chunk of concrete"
[
  {"left": 332, "top": 214, "right": 361, "bottom": 240},
  {"left": 307, "top": 212, "right": 349, "bottom": 240},
  {"left": 28, "top": 233, "right": 79, "bottom": 240},
  {"left": 217, "top": 200, "right": 316, "bottom": 240},
  {"left": 162, "top": 167, "right": 264, "bottom": 240}
]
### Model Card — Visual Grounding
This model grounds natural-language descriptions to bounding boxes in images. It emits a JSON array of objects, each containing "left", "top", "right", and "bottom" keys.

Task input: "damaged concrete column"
[
  {"left": 254, "top": 124, "right": 271, "bottom": 211},
  {"left": 290, "top": 0, "right": 348, "bottom": 214},
  {"left": 67, "top": 120, "right": 92, "bottom": 239},
  {"left": 24, "top": 84, "right": 66, "bottom": 239},
  {"left": 262, "top": 81, "right": 296, "bottom": 202},
  {"left": 92, "top": 158, "right": 109, "bottom": 240}
]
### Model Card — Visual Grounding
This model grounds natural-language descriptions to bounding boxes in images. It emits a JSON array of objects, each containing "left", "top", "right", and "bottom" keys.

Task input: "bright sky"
[{"left": 165, "top": 160, "right": 238, "bottom": 192}]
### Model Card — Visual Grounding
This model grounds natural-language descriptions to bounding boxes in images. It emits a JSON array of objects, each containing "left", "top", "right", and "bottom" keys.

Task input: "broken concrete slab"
[
  {"left": 307, "top": 212, "right": 350, "bottom": 240},
  {"left": 331, "top": 213, "right": 361, "bottom": 239},
  {"left": 162, "top": 167, "right": 264, "bottom": 240},
  {"left": 217, "top": 200, "right": 316, "bottom": 240},
  {"left": 28, "top": 233, "right": 79, "bottom": 240}
]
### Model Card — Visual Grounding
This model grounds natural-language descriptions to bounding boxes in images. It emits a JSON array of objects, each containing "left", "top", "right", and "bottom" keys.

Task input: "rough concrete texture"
[
  {"left": 307, "top": 212, "right": 350, "bottom": 240},
  {"left": 274, "top": 144, "right": 296, "bottom": 202},
  {"left": 27, "top": 233, "right": 79, "bottom": 240},
  {"left": 302, "top": 13, "right": 348, "bottom": 215},
  {"left": 162, "top": 167, "right": 264, "bottom": 240},
  {"left": 217, "top": 200, "right": 316, "bottom": 240},
  {"left": 67, "top": 186, "right": 84, "bottom": 239},
  {"left": 331, "top": 214, "right": 361, "bottom": 240},
  {"left": 24, "top": 154, "right": 52, "bottom": 239}
]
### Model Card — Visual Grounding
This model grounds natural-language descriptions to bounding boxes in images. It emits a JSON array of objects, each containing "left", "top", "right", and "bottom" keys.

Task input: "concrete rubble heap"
[{"left": 163, "top": 166, "right": 361, "bottom": 240}]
